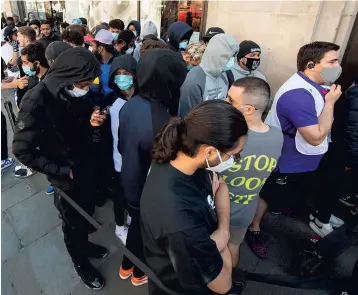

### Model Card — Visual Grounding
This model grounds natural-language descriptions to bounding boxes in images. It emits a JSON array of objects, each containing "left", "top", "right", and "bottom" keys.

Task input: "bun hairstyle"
[{"left": 152, "top": 100, "right": 248, "bottom": 163}]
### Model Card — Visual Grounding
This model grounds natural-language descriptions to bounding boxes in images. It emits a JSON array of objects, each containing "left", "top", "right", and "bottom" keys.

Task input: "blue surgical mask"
[
  {"left": 114, "top": 74, "right": 133, "bottom": 90},
  {"left": 179, "top": 41, "right": 188, "bottom": 51},
  {"left": 22, "top": 66, "right": 36, "bottom": 76},
  {"left": 187, "top": 65, "right": 195, "bottom": 71},
  {"left": 112, "top": 32, "right": 119, "bottom": 41},
  {"left": 224, "top": 57, "right": 235, "bottom": 71}
]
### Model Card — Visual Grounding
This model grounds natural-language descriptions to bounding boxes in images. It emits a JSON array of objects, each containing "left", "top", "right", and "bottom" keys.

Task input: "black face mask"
[{"left": 243, "top": 57, "right": 260, "bottom": 71}]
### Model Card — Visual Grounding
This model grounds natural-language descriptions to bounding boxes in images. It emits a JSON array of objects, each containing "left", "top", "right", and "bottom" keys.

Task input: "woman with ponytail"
[{"left": 141, "top": 99, "right": 248, "bottom": 295}]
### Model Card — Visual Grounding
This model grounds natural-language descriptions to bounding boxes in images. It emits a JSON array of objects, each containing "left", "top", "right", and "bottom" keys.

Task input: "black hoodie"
[
  {"left": 166, "top": 21, "right": 193, "bottom": 51},
  {"left": 127, "top": 20, "right": 141, "bottom": 39},
  {"left": 118, "top": 49, "right": 187, "bottom": 209},
  {"left": 13, "top": 47, "right": 101, "bottom": 185}
]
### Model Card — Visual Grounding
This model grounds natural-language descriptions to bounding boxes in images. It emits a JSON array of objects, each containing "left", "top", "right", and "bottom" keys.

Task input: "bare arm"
[
  {"left": 207, "top": 245, "right": 233, "bottom": 294},
  {"left": 211, "top": 174, "right": 230, "bottom": 252},
  {"left": 298, "top": 84, "right": 341, "bottom": 146}
]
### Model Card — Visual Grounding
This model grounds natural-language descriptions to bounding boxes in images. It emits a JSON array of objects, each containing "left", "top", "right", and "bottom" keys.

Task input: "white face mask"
[
  {"left": 67, "top": 86, "right": 89, "bottom": 97},
  {"left": 35, "top": 29, "right": 39, "bottom": 36},
  {"left": 132, "top": 30, "right": 137, "bottom": 37},
  {"left": 205, "top": 149, "right": 234, "bottom": 173}
]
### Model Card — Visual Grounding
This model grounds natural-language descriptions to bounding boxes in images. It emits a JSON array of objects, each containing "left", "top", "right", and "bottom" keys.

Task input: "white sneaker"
[
  {"left": 13, "top": 165, "right": 36, "bottom": 178},
  {"left": 310, "top": 213, "right": 344, "bottom": 229},
  {"left": 126, "top": 215, "right": 132, "bottom": 226},
  {"left": 329, "top": 214, "right": 344, "bottom": 228},
  {"left": 309, "top": 218, "right": 333, "bottom": 238},
  {"left": 115, "top": 225, "right": 128, "bottom": 245}
]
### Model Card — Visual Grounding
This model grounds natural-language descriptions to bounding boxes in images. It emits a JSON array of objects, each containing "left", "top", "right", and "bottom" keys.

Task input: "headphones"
[{"left": 307, "top": 62, "right": 315, "bottom": 69}]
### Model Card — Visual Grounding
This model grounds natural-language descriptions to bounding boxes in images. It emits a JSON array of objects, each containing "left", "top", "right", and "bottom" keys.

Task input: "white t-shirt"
[
  {"left": 1, "top": 42, "right": 20, "bottom": 77},
  {"left": 109, "top": 97, "right": 127, "bottom": 172}
]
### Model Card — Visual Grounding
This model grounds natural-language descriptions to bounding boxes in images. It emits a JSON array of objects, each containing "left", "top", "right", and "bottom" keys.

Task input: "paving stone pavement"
[{"left": 2, "top": 91, "right": 357, "bottom": 295}]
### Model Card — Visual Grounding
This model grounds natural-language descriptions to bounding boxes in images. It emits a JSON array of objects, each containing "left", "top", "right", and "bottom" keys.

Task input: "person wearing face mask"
[
  {"left": 126, "top": 20, "right": 141, "bottom": 61},
  {"left": 231, "top": 40, "right": 267, "bottom": 82},
  {"left": 29, "top": 20, "right": 42, "bottom": 40},
  {"left": 118, "top": 49, "right": 187, "bottom": 287},
  {"left": 109, "top": 19, "right": 124, "bottom": 41},
  {"left": 141, "top": 100, "right": 248, "bottom": 295},
  {"left": 178, "top": 33, "right": 238, "bottom": 116},
  {"left": 222, "top": 77, "right": 283, "bottom": 267},
  {"left": 87, "top": 29, "right": 116, "bottom": 96},
  {"left": 99, "top": 55, "right": 138, "bottom": 246},
  {"left": 183, "top": 41, "right": 206, "bottom": 71},
  {"left": 12, "top": 47, "right": 107, "bottom": 290},
  {"left": 14, "top": 42, "right": 54, "bottom": 188},
  {"left": 252, "top": 42, "right": 344, "bottom": 250},
  {"left": 165, "top": 21, "right": 193, "bottom": 53},
  {"left": 114, "top": 29, "right": 136, "bottom": 57}
]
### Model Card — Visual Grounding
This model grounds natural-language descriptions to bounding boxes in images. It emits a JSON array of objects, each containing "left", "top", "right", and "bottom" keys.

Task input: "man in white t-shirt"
[{"left": 2, "top": 25, "right": 20, "bottom": 77}]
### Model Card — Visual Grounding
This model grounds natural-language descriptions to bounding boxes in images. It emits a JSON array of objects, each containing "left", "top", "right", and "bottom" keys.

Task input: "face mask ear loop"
[{"left": 216, "top": 149, "right": 223, "bottom": 163}]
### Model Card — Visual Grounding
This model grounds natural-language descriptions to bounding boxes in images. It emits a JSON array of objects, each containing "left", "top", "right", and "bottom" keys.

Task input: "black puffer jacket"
[
  {"left": 345, "top": 84, "right": 358, "bottom": 168},
  {"left": 12, "top": 47, "right": 101, "bottom": 185}
]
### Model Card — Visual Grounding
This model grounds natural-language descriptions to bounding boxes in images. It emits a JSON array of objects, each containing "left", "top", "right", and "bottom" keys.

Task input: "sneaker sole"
[
  {"left": 309, "top": 221, "right": 327, "bottom": 238},
  {"left": 13, "top": 172, "right": 37, "bottom": 178},
  {"left": 310, "top": 214, "right": 343, "bottom": 229},
  {"left": 339, "top": 199, "right": 356, "bottom": 207},
  {"left": 119, "top": 271, "right": 133, "bottom": 280},
  {"left": 131, "top": 278, "right": 148, "bottom": 286},
  {"left": 46, "top": 191, "right": 55, "bottom": 195},
  {"left": 73, "top": 267, "right": 105, "bottom": 291}
]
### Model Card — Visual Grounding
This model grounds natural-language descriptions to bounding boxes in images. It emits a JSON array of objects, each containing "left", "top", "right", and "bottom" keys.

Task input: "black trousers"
[
  {"left": 113, "top": 172, "right": 125, "bottom": 226},
  {"left": 53, "top": 163, "right": 97, "bottom": 264},
  {"left": 1, "top": 112, "right": 8, "bottom": 161},
  {"left": 121, "top": 205, "right": 146, "bottom": 277}
]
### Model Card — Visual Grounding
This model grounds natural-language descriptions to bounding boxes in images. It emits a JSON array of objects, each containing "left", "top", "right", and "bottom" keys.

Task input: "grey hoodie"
[
  {"left": 231, "top": 58, "right": 267, "bottom": 81},
  {"left": 178, "top": 34, "right": 238, "bottom": 116}
]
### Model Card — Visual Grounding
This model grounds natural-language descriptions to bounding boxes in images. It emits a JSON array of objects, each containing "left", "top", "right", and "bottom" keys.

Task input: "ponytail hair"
[{"left": 152, "top": 100, "right": 248, "bottom": 163}]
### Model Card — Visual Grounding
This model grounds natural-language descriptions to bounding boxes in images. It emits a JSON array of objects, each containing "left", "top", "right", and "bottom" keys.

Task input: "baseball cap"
[
  {"left": 94, "top": 29, "right": 113, "bottom": 45},
  {"left": 203, "top": 27, "right": 225, "bottom": 43},
  {"left": 84, "top": 25, "right": 107, "bottom": 43}
]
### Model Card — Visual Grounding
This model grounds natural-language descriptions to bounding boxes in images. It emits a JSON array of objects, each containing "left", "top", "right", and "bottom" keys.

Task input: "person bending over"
[{"left": 141, "top": 100, "right": 248, "bottom": 295}]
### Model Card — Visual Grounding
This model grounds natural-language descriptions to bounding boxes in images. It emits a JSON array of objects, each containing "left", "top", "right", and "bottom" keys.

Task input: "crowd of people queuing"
[{"left": 1, "top": 12, "right": 357, "bottom": 295}]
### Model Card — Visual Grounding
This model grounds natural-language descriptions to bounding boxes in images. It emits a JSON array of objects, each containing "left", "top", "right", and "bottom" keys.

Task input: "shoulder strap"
[{"left": 226, "top": 70, "right": 234, "bottom": 89}]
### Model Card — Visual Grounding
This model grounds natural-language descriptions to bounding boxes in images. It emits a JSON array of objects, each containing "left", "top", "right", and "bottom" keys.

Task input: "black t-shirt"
[
  {"left": 140, "top": 162, "right": 222, "bottom": 295},
  {"left": 38, "top": 34, "right": 61, "bottom": 49}
]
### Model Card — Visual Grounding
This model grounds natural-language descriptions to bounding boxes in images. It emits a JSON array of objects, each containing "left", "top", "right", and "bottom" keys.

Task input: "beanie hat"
[
  {"left": 45, "top": 41, "right": 72, "bottom": 64},
  {"left": 237, "top": 40, "right": 261, "bottom": 59}
]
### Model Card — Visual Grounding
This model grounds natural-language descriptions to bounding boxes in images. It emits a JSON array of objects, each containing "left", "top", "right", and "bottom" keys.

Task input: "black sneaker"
[
  {"left": 340, "top": 194, "right": 358, "bottom": 207},
  {"left": 74, "top": 260, "right": 105, "bottom": 290},
  {"left": 87, "top": 242, "right": 108, "bottom": 260}
]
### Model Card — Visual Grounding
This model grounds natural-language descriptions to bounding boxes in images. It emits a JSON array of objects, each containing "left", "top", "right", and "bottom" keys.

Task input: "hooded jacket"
[
  {"left": 12, "top": 47, "right": 101, "bottom": 186},
  {"left": 345, "top": 85, "right": 358, "bottom": 168},
  {"left": 101, "top": 55, "right": 138, "bottom": 173},
  {"left": 118, "top": 49, "right": 186, "bottom": 209},
  {"left": 231, "top": 58, "right": 267, "bottom": 81},
  {"left": 166, "top": 21, "right": 193, "bottom": 51},
  {"left": 127, "top": 20, "right": 141, "bottom": 61},
  {"left": 141, "top": 21, "right": 158, "bottom": 39},
  {"left": 178, "top": 33, "right": 238, "bottom": 116}
]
